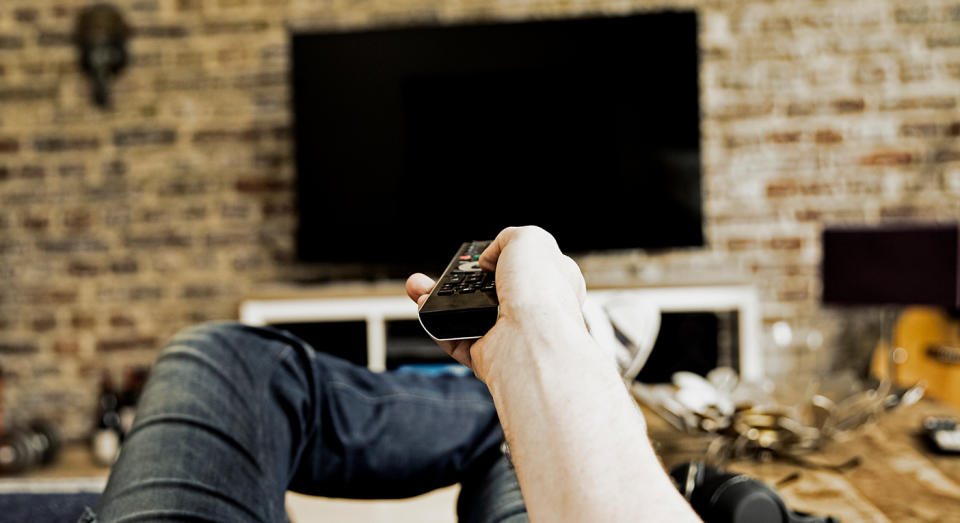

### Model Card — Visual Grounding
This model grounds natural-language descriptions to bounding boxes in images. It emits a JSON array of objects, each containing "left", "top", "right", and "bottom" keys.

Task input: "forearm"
[{"left": 483, "top": 324, "right": 699, "bottom": 522}]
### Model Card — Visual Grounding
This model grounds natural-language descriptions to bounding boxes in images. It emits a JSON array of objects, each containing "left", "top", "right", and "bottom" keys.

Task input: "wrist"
[{"left": 476, "top": 319, "right": 612, "bottom": 394}]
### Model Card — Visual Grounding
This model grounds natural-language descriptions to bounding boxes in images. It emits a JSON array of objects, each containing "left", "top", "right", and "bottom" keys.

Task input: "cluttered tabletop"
[{"left": 641, "top": 384, "right": 960, "bottom": 522}]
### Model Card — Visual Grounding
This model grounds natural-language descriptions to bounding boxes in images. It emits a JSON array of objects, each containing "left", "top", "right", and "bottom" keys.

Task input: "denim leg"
[{"left": 94, "top": 322, "right": 525, "bottom": 522}]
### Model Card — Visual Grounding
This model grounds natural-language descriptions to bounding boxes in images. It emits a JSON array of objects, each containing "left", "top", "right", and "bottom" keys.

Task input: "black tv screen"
[{"left": 292, "top": 11, "right": 703, "bottom": 279}]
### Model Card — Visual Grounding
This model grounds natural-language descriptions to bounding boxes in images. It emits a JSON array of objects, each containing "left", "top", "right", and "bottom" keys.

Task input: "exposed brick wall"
[{"left": 1, "top": 0, "right": 959, "bottom": 439}]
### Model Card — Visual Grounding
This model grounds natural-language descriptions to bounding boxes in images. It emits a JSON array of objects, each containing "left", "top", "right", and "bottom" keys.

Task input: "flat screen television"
[{"left": 292, "top": 11, "right": 703, "bottom": 279}]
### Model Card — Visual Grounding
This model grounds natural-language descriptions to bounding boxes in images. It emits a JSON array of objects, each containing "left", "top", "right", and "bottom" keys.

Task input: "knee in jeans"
[{"left": 159, "top": 321, "right": 261, "bottom": 366}]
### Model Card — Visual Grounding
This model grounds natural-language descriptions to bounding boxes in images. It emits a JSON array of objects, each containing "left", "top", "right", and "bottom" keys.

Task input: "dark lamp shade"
[{"left": 821, "top": 223, "right": 960, "bottom": 308}]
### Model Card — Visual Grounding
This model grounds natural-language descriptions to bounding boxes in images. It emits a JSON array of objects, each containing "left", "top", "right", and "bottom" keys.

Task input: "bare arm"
[{"left": 407, "top": 226, "right": 699, "bottom": 522}]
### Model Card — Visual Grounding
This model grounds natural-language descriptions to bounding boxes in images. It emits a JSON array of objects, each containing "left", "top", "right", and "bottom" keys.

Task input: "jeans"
[{"left": 81, "top": 322, "right": 528, "bottom": 522}]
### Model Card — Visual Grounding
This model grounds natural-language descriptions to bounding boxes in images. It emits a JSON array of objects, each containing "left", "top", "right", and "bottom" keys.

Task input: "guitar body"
[{"left": 878, "top": 307, "right": 960, "bottom": 408}]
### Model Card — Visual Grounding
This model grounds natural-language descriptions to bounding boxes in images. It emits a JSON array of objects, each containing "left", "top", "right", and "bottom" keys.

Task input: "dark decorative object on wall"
[{"left": 74, "top": 3, "right": 130, "bottom": 108}]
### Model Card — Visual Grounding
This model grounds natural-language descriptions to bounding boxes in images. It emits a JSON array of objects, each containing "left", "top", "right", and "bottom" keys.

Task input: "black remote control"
[{"left": 418, "top": 241, "right": 499, "bottom": 340}]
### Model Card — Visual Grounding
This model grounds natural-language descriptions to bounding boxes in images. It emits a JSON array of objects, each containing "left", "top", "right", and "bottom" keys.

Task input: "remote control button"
[
  {"left": 458, "top": 261, "right": 483, "bottom": 272},
  {"left": 438, "top": 289, "right": 454, "bottom": 296}
]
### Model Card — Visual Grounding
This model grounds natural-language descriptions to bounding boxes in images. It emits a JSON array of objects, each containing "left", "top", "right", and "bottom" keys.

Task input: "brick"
[
  {"left": 832, "top": 98, "right": 865, "bottom": 113},
  {"left": 32, "top": 314, "right": 56, "bottom": 332},
  {"left": 860, "top": 151, "right": 914, "bottom": 166},
  {"left": 129, "top": 286, "right": 164, "bottom": 301},
  {"left": 114, "top": 128, "right": 177, "bottom": 147},
  {"left": 158, "top": 179, "right": 208, "bottom": 196},
  {"left": 103, "top": 160, "right": 127, "bottom": 177},
  {"left": 814, "top": 130, "right": 843, "bottom": 144},
  {"left": 262, "top": 201, "right": 293, "bottom": 217},
  {"left": 68, "top": 261, "right": 99, "bottom": 277},
  {"left": 20, "top": 165, "right": 44, "bottom": 179},
  {"left": 232, "top": 254, "right": 264, "bottom": 270},
  {"left": 253, "top": 153, "right": 288, "bottom": 169},
  {"left": 881, "top": 96, "right": 956, "bottom": 111},
  {"left": 236, "top": 176, "right": 289, "bottom": 193},
  {"left": 233, "top": 72, "right": 287, "bottom": 89},
  {"left": 183, "top": 205, "right": 207, "bottom": 220},
  {"left": 206, "top": 231, "right": 258, "bottom": 247},
  {"left": 71, "top": 313, "right": 96, "bottom": 329},
  {"left": 934, "top": 150, "right": 960, "bottom": 163},
  {"left": 19, "top": 287, "right": 77, "bottom": 306},
  {"left": 34, "top": 135, "right": 100, "bottom": 152},
  {"left": 110, "top": 259, "right": 138, "bottom": 274},
  {"left": 766, "top": 180, "right": 798, "bottom": 198},
  {"left": 0, "top": 138, "right": 19, "bottom": 153},
  {"left": 181, "top": 285, "right": 220, "bottom": 299},
  {"left": 53, "top": 341, "right": 79, "bottom": 355},
  {"left": 130, "top": 52, "right": 163, "bottom": 68},
  {"left": 59, "top": 164, "right": 86, "bottom": 178},
  {"left": 110, "top": 314, "right": 136, "bottom": 328},
  {"left": 64, "top": 209, "right": 92, "bottom": 229},
  {"left": 21, "top": 214, "right": 49, "bottom": 230},
  {"left": 0, "top": 86, "right": 58, "bottom": 101},
  {"left": 726, "top": 238, "right": 756, "bottom": 251},
  {"left": 710, "top": 102, "right": 774, "bottom": 121},
  {"left": 768, "top": 237, "right": 804, "bottom": 250},
  {"left": 137, "top": 208, "right": 169, "bottom": 224},
  {"left": 0, "top": 342, "right": 38, "bottom": 355},
  {"left": 124, "top": 233, "right": 191, "bottom": 249},
  {"left": 778, "top": 288, "right": 810, "bottom": 302},
  {"left": 787, "top": 102, "right": 816, "bottom": 117},
  {"left": 134, "top": 25, "right": 190, "bottom": 38},
  {"left": 221, "top": 203, "right": 251, "bottom": 219},
  {"left": 193, "top": 128, "right": 263, "bottom": 144},
  {"left": 132, "top": 0, "right": 161, "bottom": 11},
  {"left": 929, "top": 35, "right": 960, "bottom": 48},
  {"left": 96, "top": 337, "right": 158, "bottom": 352},
  {"left": 37, "top": 237, "right": 109, "bottom": 253},
  {"left": 14, "top": 8, "right": 39, "bottom": 22},
  {"left": 202, "top": 20, "right": 270, "bottom": 34},
  {"left": 895, "top": 6, "right": 928, "bottom": 24},
  {"left": 0, "top": 35, "right": 24, "bottom": 50},
  {"left": 901, "top": 123, "right": 940, "bottom": 137},
  {"left": 37, "top": 31, "right": 71, "bottom": 47},
  {"left": 767, "top": 131, "right": 801, "bottom": 144},
  {"left": 880, "top": 205, "right": 927, "bottom": 218}
]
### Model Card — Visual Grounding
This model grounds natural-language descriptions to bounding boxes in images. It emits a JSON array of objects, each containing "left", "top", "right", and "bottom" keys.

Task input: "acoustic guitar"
[{"left": 871, "top": 306, "right": 960, "bottom": 408}]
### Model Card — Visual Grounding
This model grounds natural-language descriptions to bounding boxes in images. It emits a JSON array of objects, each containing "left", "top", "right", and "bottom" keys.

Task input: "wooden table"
[{"left": 646, "top": 399, "right": 960, "bottom": 522}]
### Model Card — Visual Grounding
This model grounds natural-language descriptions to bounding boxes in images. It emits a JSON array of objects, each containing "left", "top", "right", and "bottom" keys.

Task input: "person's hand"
[
  {"left": 405, "top": 272, "right": 480, "bottom": 369},
  {"left": 406, "top": 226, "right": 588, "bottom": 381}
]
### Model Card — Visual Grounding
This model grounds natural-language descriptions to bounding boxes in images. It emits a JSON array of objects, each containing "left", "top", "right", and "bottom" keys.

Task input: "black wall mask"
[{"left": 74, "top": 4, "right": 130, "bottom": 108}]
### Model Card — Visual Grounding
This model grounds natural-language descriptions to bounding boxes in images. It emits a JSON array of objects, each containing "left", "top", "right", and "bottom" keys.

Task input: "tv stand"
[{"left": 239, "top": 283, "right": 763, "bottom": 380}]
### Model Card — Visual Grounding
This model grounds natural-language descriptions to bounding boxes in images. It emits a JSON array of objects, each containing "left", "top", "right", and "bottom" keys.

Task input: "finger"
[
  {"left": 405, "top": 273, "right": 436, "bottom": 303},
  {"left": 561, "top": 255, "right": 587, "bottom": 306},
  {"left": 479, "top": 228, "right": 509, "bottom": 272},
  {"left": 479, "top": 226, "right": 522, "bottom": 272}
]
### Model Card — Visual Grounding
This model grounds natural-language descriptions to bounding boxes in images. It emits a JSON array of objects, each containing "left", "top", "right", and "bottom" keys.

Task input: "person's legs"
[{"left": 91, "top": 322, "right": 526, "bottom": 522}]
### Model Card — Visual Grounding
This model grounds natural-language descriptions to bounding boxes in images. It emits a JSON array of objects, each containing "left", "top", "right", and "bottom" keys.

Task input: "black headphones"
[{"left": 669, "top": 462, "right": 839, "bottom": 523}]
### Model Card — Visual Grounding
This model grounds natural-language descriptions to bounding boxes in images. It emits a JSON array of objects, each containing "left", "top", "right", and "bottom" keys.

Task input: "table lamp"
[{"left": 821, "top": 223, "right": 960, "bottom": 406}]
